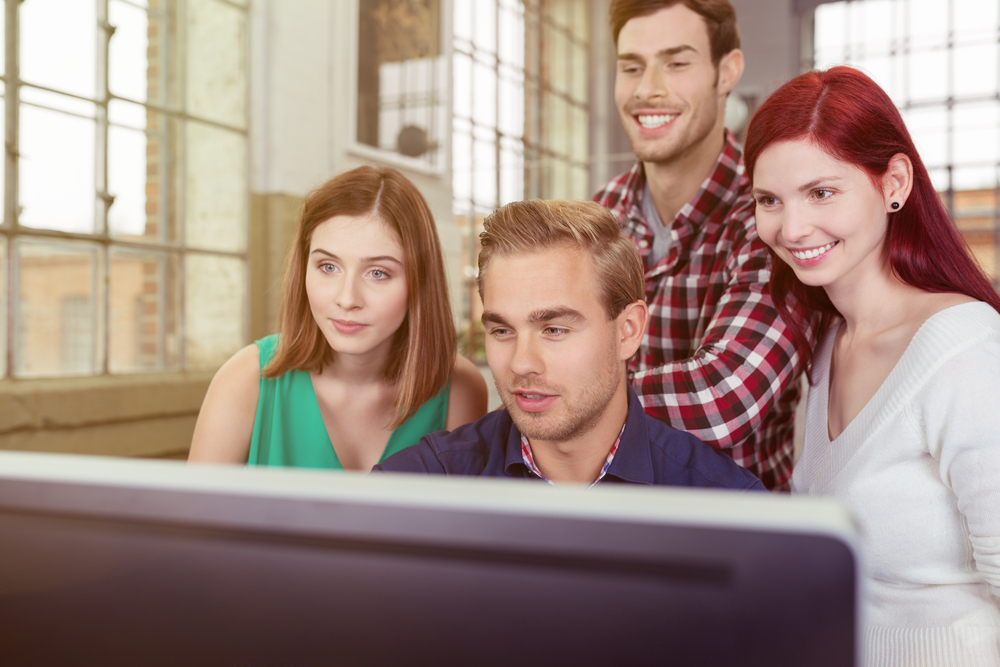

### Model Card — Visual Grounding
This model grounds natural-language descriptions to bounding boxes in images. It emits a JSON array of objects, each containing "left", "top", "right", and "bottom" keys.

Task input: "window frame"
[{"left": 0, "top": 0, "right": 252, "bottom": 379}]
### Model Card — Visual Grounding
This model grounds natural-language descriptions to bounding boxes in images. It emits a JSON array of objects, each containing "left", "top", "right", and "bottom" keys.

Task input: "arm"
[
  {"left": 630, "top": 228, "right": 802, "bottom": 453},
  {"left": 923, "top": 341, "right": 1000, "bottom": 600},
  {"left": 445, "top": 355, "right": 489, "bottom": 431},
  {"left": 188, "top": 343, "right": 262, "bottom": 463}
]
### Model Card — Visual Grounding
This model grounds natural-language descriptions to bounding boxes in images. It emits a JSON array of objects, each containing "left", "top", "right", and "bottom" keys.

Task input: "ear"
[
  {"left": 616, "top": 300, "right": 649, "bottom": 361},
  {"left": 883, "top": 153, "right": 913, "bottom": 212},
  {"left": 716, "top": 49, "right": 744, "bottom": 96}
]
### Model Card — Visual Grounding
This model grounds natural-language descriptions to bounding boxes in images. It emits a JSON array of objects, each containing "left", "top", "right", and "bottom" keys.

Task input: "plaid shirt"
[
  {"left": 520, "top": 423, "right": 625, "bottom": 488},
  {"left": 593, "top": 132, "right": 802, "bottom": 490}
]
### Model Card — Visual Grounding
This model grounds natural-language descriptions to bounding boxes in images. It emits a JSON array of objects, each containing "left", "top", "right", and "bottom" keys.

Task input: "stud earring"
[{"left": 891, "top": 202, "right": 900, "bottom": 210}]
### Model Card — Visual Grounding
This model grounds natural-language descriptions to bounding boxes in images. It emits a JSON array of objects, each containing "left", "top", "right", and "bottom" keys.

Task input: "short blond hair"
[{"left": 477, "top": 200, "right": 644, "bottom": 320}]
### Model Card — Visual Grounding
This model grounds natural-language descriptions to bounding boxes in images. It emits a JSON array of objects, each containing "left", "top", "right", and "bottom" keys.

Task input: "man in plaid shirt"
[{"left": 594, "top": 0, "right": 803, "bottom": 490}]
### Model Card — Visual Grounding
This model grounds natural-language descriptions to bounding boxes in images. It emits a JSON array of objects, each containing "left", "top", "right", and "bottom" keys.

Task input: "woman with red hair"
[{"left": 745, "top": 67, "right": 1000, "bottom": 665}]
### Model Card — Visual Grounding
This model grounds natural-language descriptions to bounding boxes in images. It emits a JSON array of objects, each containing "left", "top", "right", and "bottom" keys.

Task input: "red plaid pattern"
[{"left": 593, "top": 132, "right": 803, "bottom": 490}]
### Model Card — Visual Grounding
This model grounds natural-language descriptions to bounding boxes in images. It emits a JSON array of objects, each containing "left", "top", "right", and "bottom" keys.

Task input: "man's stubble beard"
[{"left": 498, "top": 335, "right": 623, "bottom": 443}]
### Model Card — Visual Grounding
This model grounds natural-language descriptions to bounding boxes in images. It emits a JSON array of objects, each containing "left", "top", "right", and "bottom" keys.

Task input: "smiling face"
[
  {"left": 614, "top": 4, "right": 738, "bottom": 167},
  {"left": 752, "top": 139, "right": 896, "bottom": 295},
  {"left": 304, "top": 213, "right": 408, "bottom": 365},
  {"left": 481, "top": 245, "right": 630, "bottom": 446}
]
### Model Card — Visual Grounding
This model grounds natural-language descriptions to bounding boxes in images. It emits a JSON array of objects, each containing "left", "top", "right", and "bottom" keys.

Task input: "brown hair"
[
  {"left": 609, "top": 0, "right": 740, "bottom": 66},
  {"left": 265, "top": 165, "right": 456, "bottom": 427},
  {"left": 477, "top": 200, "right": 644, "bottom": 320}
]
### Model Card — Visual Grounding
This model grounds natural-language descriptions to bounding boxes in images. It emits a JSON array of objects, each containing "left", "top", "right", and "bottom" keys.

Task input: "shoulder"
[
  {"left": 445, "top": 356, "right": 489, "bottom": 430},
  {"left": 643, "top": 414, "right": 766, "bottom": 491},
  {"left": 592, "top": 163, "right": 643, "bottom": 213},
  {"left": 376, "top": 409, "right": 512, "bottom": 474},
  {"left": 910, "top": 302, "right": 1000, "bottom": 374},
  {"left": 254, "top": 334, "right": 280, "bottom": 365},
  {"left": 216, "top": 343, "right": 265, "bottom": 386}
]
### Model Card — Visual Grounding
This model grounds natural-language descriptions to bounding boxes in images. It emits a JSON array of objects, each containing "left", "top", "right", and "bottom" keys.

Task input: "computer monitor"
[{"left": 0, "top": 451, "right": 860, "bottom": 666}]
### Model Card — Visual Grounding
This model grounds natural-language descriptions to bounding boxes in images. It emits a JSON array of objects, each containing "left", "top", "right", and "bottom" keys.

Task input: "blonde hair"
[
  {"left": 477, "top": 200, "right": 644, "bottom": 319},
  {"left": 265, "top": 166, "right": 455, "bottom": 428}
]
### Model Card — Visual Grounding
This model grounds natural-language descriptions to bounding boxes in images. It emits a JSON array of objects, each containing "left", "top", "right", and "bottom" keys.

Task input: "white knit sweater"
[{"left": 793, "top": 302, "right": 1000, "bottom": 667}]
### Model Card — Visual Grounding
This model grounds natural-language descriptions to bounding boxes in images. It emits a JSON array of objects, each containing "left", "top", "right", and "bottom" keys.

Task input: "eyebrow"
[
  {"left": 310, "top": 248, "right": 403, "bottom": 265},
  {"left": 617, "top": 45, "right": 698, "bottom": 62},
  {"left": 751, "top": 176, "right": 844, "bottom": 199},
  {"left": 481, "top": 307, "right": 585, "bottom": 326}
]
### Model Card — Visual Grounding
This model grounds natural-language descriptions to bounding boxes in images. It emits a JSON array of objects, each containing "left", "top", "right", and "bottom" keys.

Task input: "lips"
[
  {"left": 786, "top": 241, "right": 838, "bottom": 267},
  {"left": 512, "top": 390, "right": 558, "bottom": 413},
  {"left": 332, "top": 319, "right": 368, "bottom": 334},
  {"left": 636, "top": 112, "right": 678, "bottom": 129}
]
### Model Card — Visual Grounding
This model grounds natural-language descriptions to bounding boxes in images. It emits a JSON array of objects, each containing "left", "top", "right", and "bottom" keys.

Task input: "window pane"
[
  {"left": 954, "top": 43, "right": 998, "bottom": 99},
  {"left": 953, "top": 103, "right": 1000, "bottom": 167},
  {"left": 187, "top": 0, "right": 247, "bottom": 128},
  {"left": 185, "top": 121, "right": 247, "bottom": 252},
  {"left": 110, "top": 250, "right": 178, "bottom": 373},
  {"left": 109, "top": 109, "right": 171, "bottom": 242},
  {"left": 20, "top": 0, "right": 96, "bottom": 98},
  {"left": 185, "top": 253, "right": 245, "bottom": 370},
  {"left": 357, "top": 0, "right": 444, "bottom": 165},
  {"left": 16, "top": 240, "right": 100, "bottom": 377},
  {"left": 19, "top": 104, "right": 96, "bottom": 233},
  {"left": 110, "top": 1, "right": 163, "bottom": 105}
]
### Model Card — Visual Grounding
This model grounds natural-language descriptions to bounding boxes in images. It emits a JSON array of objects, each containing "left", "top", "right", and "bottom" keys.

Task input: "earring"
[{"left": 891, "top": 202, "right": 900, "bottom": 210}]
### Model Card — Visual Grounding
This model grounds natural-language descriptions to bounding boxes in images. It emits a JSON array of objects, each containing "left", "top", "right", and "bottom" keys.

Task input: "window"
[
  {"left": 811, "top": 0, "right": 1000, "bottom": 284},
  {"left": 1, "top": 0, "right": 249, "bottom": 379},
  {"left": 356, "top": 0, "right": 447, "bottom": 170},
  {"left": 452, "top": 0, "right": 590, "bottom": 350}
]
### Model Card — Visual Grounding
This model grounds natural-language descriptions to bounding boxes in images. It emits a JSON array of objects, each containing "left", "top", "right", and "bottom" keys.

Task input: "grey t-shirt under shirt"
[{"left": 641, "top": 183, "right": 673, "bottom": 264}]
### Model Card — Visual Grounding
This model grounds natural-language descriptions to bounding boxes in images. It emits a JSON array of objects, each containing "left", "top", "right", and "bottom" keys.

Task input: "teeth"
[
  {"left": 790, "top": 242, "right": 837, "bottom": 260},
  {"left": 638, "top": 113, "right": 677, "bottom": 128},
  {"left": 524, "top": 394, "right": 545, "bottom": 400}
]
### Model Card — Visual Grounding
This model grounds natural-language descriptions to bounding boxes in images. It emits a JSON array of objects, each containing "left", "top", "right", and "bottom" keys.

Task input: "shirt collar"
[
  {"left": 519, "top": 423, "right": 626, "bottom": 487},
  {"left": 619, "top": 130, "right": 747, "bottom": 233}
]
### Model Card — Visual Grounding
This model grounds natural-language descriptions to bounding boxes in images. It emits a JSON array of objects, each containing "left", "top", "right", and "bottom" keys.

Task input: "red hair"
[{"left": 744, "top": 66, "right": 1000, "bottom": 371}]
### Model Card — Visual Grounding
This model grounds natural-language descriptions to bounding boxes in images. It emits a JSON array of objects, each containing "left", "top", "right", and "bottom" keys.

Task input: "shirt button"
[{"left": 639, "top": 239, "right": 649, "bottom": 248}]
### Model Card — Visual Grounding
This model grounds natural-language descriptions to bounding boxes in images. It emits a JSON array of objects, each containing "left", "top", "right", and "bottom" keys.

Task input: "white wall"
[{"left": 731, "top": 0, "right": 802, "bottom": 101}]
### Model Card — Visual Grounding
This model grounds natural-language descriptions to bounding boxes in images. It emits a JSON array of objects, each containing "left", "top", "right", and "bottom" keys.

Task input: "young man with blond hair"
[
  {"left": 594, "top": 0, "right": 802, "bottom": 489},
  {"left": 375, "top": 199, "right": 762, "bottom": 491}
]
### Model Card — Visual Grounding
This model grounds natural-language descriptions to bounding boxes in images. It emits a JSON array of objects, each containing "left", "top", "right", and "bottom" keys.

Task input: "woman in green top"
[{"left": 189, "top": 166, "right": 488, "bottom": 471}]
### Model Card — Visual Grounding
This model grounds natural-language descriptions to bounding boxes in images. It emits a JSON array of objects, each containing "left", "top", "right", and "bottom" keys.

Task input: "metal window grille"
[
  {"left": 452, "top": 0, "right": 590, "bottom": 351},
  {"left": 1, "top": 0, "right": 250, "bottom": 379}
]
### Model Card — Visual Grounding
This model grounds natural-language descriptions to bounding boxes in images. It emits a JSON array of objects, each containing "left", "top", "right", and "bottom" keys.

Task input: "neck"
[
  {"left": 642, "top": 124, "right": 727, "bottom": 224},
  {"left": 824, "top": 256, "right": 923, "bottom": 339},
  {"left": 321, "top": 341, "right": 393, "bottom": 386},
  {"left": 528, "top": 376, "right": 630, "bottom": 485}
]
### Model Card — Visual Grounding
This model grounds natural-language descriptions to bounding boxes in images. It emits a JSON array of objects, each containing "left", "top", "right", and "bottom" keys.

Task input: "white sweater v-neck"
[{"left": 793, "top": 302, "right": 1000, "bottom": 667}]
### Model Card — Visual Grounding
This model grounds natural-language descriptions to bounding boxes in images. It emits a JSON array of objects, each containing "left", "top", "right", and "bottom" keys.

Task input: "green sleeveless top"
[{"left": 247, "top": 334, "right": 449, "bottom": 469}]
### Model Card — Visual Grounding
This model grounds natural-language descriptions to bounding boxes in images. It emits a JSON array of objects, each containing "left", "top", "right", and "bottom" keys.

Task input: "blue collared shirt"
[{"left": 374, "top": 385, "right": 765, "bottom": 491}]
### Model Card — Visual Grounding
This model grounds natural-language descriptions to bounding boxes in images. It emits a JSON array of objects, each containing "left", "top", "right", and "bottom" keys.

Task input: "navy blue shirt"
[{"left": 374, "top": 385, "right": 765, "bottom": 491}]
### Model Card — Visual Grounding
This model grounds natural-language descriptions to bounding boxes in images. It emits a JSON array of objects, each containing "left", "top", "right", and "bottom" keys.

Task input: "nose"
[
  {"left": 635, "top": 64, "right": 668, "bottom": 102},
  {"left": 781, "top": 204, "right": 812, "bottom": 244},
  {"left": 508, "top": 334, "right": 544, "bottom": 378},
  {"left": 335, "top": 272, "right": 363, "bottom": 310}
]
